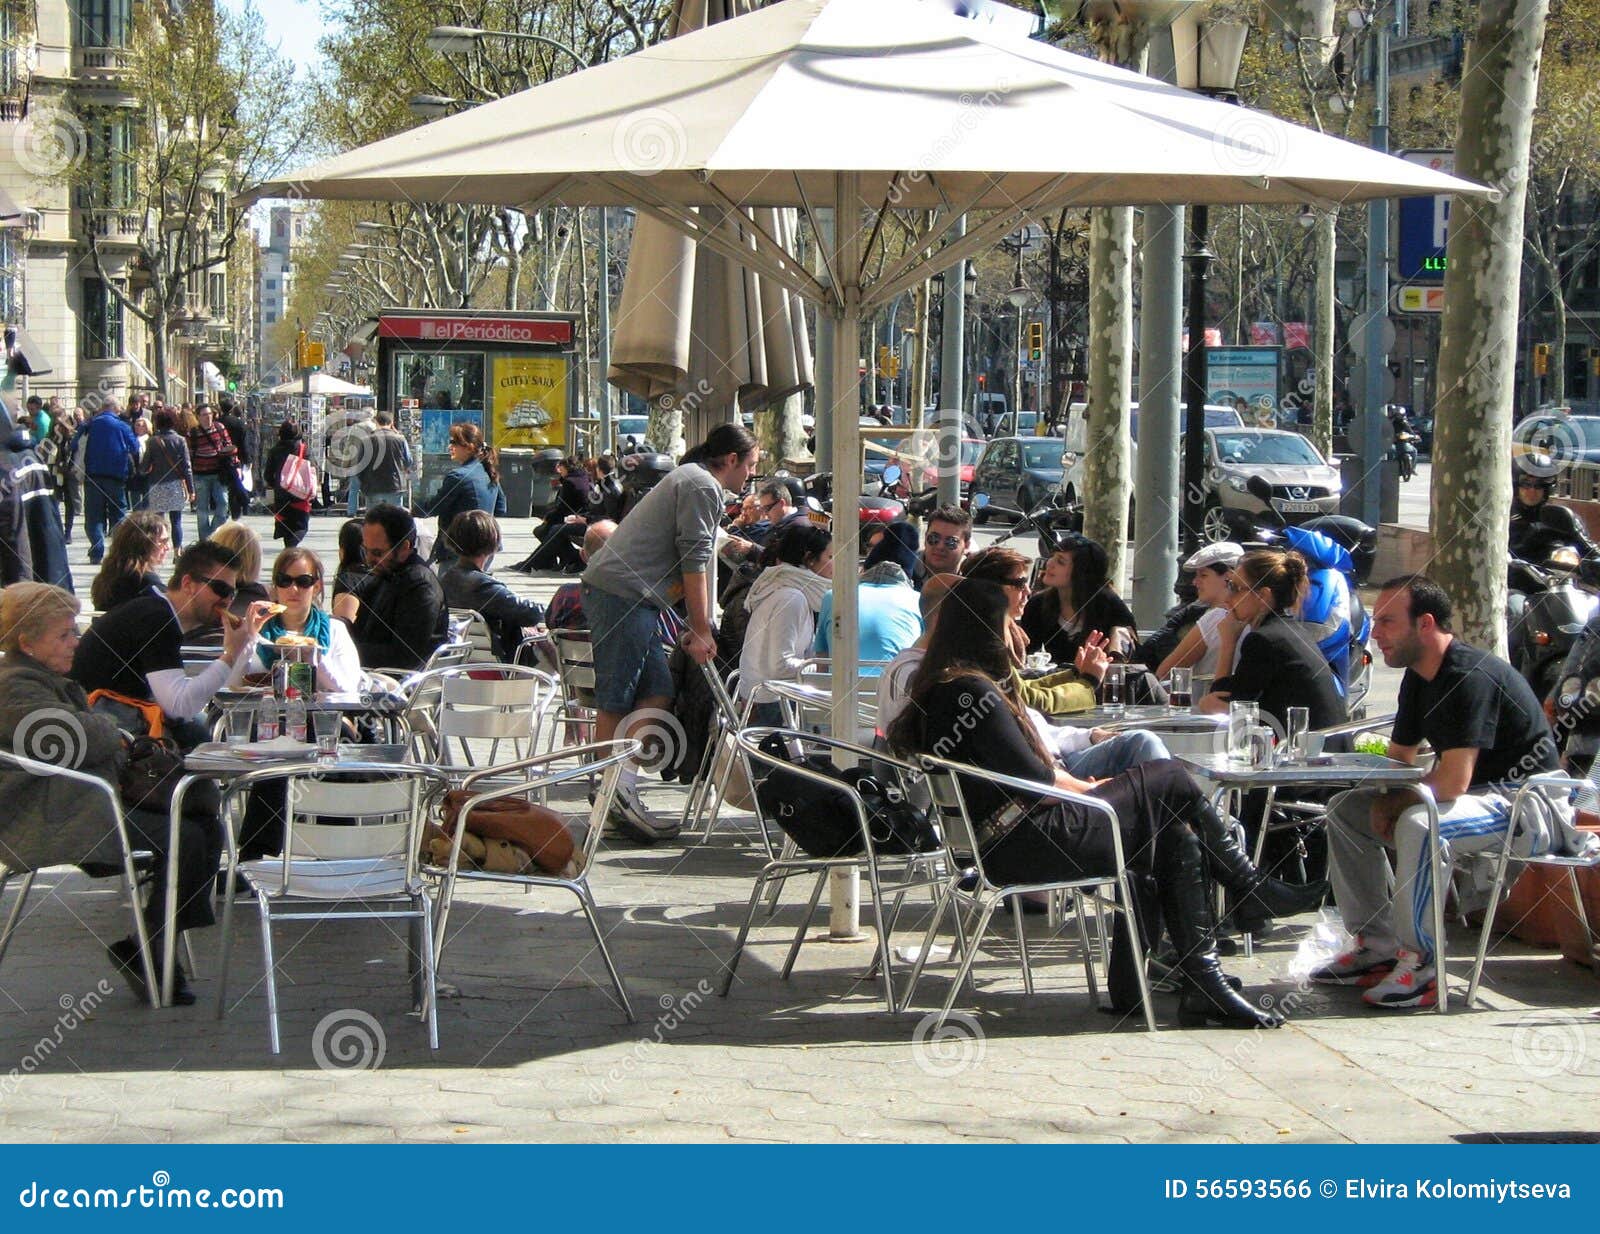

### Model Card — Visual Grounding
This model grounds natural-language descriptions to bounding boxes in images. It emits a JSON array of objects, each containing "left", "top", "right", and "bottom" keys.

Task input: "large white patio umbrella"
[
  {"left": 248, "top": 0, "right": 1484, "bottom": 735},
  {"left": 608, "top": 0, "right": 813, "bottom": 444},
  {"left": 266, "top": 372, "right": 374, "bottom": 397}
]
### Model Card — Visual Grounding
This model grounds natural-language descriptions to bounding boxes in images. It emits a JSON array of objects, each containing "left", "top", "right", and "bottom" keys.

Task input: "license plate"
[{"left": 1276, "top": 500, "right": 1319, "bottom": 513}]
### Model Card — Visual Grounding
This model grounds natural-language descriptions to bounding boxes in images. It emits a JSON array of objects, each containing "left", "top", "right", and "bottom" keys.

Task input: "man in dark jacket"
[
  {"left": 72, "top": 401, "right": 139, "bottom": 564},
  {"left": 358, "top": 409, "right": 411, "bottom": 509},
  {"left": 218, "top": 396, "right": 251, "bottom": 519},
  {"left": 330, "top": 503, "right": 447, "bottom": 671},
  {"left": 1510, "top": 467, "right": 1600, "bottom": 562},
  {"left": 0, "top": 414, "right": 72, "bottom": 591}
]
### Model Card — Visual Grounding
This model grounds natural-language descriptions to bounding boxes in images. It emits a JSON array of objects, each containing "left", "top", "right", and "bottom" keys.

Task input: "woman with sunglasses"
[
  {"left": 888, "top": 577, "right": 1319, "bottom": 1028},
  {"left": 1021, "top": 535, "right": 1138, "bottom": 668},
  {"left": 1197, "top": 549, "right": 1345, "bottom": 734},
  {"left": 417, "top": 421, "right": 506, "bottom": 567},
  {"left": 227, "top": 547, "right": 361, "bottom": 694}
]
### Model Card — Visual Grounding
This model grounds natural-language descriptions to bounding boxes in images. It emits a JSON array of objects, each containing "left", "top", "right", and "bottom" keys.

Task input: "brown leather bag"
[{"left": 440, "top": 790, "right": 576, "bottom": 875}]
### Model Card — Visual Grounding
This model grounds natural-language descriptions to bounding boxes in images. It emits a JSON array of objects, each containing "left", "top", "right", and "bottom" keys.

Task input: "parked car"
[
  {"left": 1512, "top": 411, "right": 1600, "bottom": 472},
  {"left": 970, "top": 436, "right": 1067, "bottom": 523},
  {"left": 1194, "top": 427, "right": 1344, "bottom": 542},
  {"left": 1059, "top": 401, "right": 1243, "bottom": 506},
  {"left": 615, "top": 414, "right": 649, "bottom": 454}
]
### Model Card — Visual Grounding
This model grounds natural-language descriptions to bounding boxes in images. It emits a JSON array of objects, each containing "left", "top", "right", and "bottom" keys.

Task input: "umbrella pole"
[{"left": 827, "top": 172, "right": 865, "bottom": 942}]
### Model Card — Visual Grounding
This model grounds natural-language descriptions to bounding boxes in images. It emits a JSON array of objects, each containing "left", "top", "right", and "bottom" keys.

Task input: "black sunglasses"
[
  {"left": 274, "top": 573, "right": 319, "bottom": 590},
  {"left": 199, "top": 575, "right": 236, "bottom": 600}
]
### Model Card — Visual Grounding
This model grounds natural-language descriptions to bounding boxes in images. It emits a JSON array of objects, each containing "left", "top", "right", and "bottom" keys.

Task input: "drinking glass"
[
  {"left": 225, "top": 702, "right": 255, "bottom": 744},
  {"left": 1250, "top": 724, "right": 1277, "bottom": 769},
  {"left": 1227, "top": 700, "right": 1259, "bottom": 765},
  {"left": 1102, "top": 664, "right": 1125, "bottom": 716},
  {"left": 312, "top": 709, "right": 341, "bottom": 761},
  {"left": 1167, "top": 667, "right": 1193, "bottom": 714},
  {"left": 1285, "top": 706, "right": 1310, "bottom": 763}
]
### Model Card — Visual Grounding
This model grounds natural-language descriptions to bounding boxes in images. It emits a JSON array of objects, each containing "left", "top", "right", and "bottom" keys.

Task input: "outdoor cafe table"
[
  {"left": 159, "top": 737, "right": 413, "bottom": 1008},
  {"left": 1175, "top": 750, "right": 1453, "bottom": 1012}
]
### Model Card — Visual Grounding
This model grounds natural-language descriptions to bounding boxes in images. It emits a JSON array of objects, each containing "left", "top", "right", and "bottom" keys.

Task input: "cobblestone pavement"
[{"left": 1, "top": 512, "right": 1595, "bottom": 1144}]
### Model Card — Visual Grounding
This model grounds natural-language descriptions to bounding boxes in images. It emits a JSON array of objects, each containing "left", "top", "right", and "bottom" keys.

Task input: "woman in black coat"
[
  {"left": 263, "top": 421, "right": 311, "bottom": 547},
  {"left": 1198, "top": 549, "right": 1346, "bottom": 734},
  {"left": 520, "top": 456, "right": 591, "bottom": 573}
]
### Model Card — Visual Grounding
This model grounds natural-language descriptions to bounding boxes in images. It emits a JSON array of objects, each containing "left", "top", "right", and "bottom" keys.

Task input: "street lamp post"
[
  {"left": 932, "top": 250, "right": 975, "bottom": 507},
  {"left": 1172, "top": 14, "right": 1249, "bottom": 550}
]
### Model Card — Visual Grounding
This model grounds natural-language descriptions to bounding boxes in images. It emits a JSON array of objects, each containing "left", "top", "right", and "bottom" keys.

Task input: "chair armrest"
[
  {"left": 1315, "top": 712, "right": 1397, "bottom": 739},
  {"left": 456, "top": 739, "right": 642, "bottom": 794}
]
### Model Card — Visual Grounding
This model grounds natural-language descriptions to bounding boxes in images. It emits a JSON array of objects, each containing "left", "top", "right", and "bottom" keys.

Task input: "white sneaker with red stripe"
[
  {"left": 1361, "top": 948, "right": 1437, "bottom": 1009},
  {"left": 1309, "top": 936, "right": 1398, "bottom": 985}
]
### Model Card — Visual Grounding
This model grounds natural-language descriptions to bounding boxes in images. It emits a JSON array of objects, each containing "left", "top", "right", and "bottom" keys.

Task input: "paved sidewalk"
[{"left": 0, "top": 512, "right": 1595, "bottom": 1144}]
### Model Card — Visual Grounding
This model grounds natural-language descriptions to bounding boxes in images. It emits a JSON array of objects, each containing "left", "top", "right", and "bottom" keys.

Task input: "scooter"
[
  {"left": 1506, "top": 523, "right": 1600, "bottom": 707},
  {"left": 973, "top": 490, "right": 1084, "bottom": 559},
  {"left": 801, "top": 469, "right": 906, "bottom": 550},
  {"left": 1394, "top": 427, "right": 1419, "bottom": 482}
]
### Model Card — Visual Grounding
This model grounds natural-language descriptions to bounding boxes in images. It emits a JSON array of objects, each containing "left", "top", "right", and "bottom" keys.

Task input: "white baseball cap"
[{"left": 1183, "top": 542, "right": 1244, "bottom": 572}]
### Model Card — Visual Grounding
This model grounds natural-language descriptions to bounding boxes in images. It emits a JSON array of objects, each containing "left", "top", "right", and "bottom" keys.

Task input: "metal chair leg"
[
  {"left": 780, "top": 869, "right": 829, "bottom": 981},
  {"left": 257, "top": 896, "right": 281, "bottom": 1054},
  {"left": 1569, "top": 866, "right": 1600, "bottom": 971},
  {"left": 181, "top": 932, "right": 200, "bottom": 979},
  {"left": 1074, "top": 890, "right": 1100, "bottom": 1002},
  {"left": 903, "top": 878, "right": 956, "bottom": 1009},
  {"left": 574, "top": 882, "right": 635, "bottom": 1023},
  {"left": 0, "top": 870, "right": 36, "bottom": 973},
  {"left": 936, "top": 898, "right": 998, "bottom": 1032},
  {"left": 1010, "top": 895, "right": 1035, "bottom": 996},
  {"left": 416, "top": 893, "right": 440, "bottom": 1048},
  {"left": 720, "top": 867, "right": 777, "bottom": 997}
]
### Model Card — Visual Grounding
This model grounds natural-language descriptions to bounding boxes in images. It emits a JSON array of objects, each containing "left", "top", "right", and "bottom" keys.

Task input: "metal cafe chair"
[
  {"left": 908, "top": 753, "right": 1159, "bottom": 1033},
  {"left": 214, "top": 762, "right": 454, "bottom": 1053},
  {"left": 429, "top": 664, "right": 561, "bottom": 773},
  {"left": 426, "top": 739, "right": 641, "bottom": 1023},
  {"left": 1466, "top": 763, "right": 1600, "bottom": 1006},
  {"left": 0, "top": 749, "right": 162, "bottom": 1009},
  {"left": 719, "top": 727, "right": 945, "bottom": 1014}
]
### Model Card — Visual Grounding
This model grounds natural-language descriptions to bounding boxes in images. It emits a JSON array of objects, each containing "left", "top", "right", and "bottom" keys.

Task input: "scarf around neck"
[{"left": 257, "top": 605, "right": 332, "bottom": 668}]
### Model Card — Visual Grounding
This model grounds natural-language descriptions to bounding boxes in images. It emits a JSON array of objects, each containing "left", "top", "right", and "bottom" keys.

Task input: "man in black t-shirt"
[
  {"left": 72, "top": 540, "right": 269, "bottom": 731},
  {"left": 1312, "top": 575, "right": 1583, "bottom": 1009}
]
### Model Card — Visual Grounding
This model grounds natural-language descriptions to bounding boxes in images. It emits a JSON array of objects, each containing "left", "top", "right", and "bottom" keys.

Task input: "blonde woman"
[
  {"left": 208, "top": 520, "right": 270, "bottom": 613},
  {"left": 0, "top": 582, "right": 219, "bottom": 1004}
]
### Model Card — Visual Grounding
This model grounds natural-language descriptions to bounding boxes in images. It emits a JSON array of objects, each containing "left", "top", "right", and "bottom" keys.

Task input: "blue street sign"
[{"left": 1397, "top": 150, "right": 1454, "bottom": 282}]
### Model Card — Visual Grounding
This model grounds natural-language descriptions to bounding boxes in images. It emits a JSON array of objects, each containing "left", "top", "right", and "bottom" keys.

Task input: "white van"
[{"left": 1060, "top": 401, "right": 1243, "bottom": 504}]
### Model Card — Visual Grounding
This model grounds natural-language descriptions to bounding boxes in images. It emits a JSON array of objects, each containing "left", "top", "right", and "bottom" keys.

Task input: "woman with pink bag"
[{"left": 263, "top": 420, "right": 315, "bottom": 546}]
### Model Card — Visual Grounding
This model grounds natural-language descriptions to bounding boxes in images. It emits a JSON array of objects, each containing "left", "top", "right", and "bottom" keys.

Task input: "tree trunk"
[
  {"left": 151, "top": 311, "right": 169, "bottom": 403},
  {"left": 1431, "top": 0, "right": 1549, "bottom": 655},
  {"left": 910, "top": 279, "right": 929, "bottom": 432},
  {"left": 1312, "top": 208, "right": 1337, "bottom": 457},
  {"left": 1081, "top": 205, "right": 1134, "bottom": 582},
  {"left": 759, "top": 390, "right": 807, "bottom": 469}
]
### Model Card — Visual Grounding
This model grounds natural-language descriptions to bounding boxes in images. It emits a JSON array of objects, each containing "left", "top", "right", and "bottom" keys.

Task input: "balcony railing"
[
  {"left": 78, "top": 209, "right": 143, "bottom": 244},
  {"left": 76, "top": 47, "right": 133, "bottom": 78}
]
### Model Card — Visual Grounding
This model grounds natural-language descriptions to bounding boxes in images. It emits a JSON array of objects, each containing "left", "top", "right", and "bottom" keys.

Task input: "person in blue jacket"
[
  {"left": 70, "top": 401, "right": 139, "bottom": 565},
  {"left": 416, "top": 420, "right": 505, "bottom": 567}
]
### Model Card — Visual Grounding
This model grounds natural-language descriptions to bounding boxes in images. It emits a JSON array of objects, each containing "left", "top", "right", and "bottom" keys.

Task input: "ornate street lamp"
[{"left": 1172, "top": 12, "right": 1249, "bottom": 548}]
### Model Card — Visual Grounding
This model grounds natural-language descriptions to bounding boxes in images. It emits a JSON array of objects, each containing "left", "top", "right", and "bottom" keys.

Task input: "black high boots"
[
  {"left": 1156, "top": 826, "right": 1284, "bottom": 1029},
  {"left": 1190, "top": 797, "right": 1328, "bottom": 931}
]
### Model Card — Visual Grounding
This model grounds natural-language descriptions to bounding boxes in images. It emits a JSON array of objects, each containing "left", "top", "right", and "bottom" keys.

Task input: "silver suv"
[{"left": 1197, "top": 428, "right": 1342, "bottom": 542}]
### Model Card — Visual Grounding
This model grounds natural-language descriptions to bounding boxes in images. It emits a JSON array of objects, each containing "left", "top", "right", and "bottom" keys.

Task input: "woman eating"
[
  {"left": 227, "top": 547, "right": 362, "bottom": 694},
  {"left": 888, "top": 576, "right": 1323, "bottom": 1028},
  {"left": 1021, "top": 535, "right": 1139, "bottom": 668}
]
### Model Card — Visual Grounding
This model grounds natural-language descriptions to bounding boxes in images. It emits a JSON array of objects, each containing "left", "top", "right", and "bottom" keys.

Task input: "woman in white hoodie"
[{"left": 737, "top": 523, "right": 834, "bottom": 724}]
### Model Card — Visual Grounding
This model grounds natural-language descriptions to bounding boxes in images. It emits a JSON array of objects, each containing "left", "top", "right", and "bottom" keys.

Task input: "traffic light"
[
  {"left": 1534, "top": 342, "right": 1551, "bottom": 376},
  {"left": 1027, "top": 321, "right": 1044, "bottom": 361},
  {"left": 1589, "top": 347, "right": 1599, "bottom": 377},
  {"left": 295, "top": 329, "right": 309, "bottom": 371},
  {"left": 878, "top": 344, "right": 891, "bottom": 373}
]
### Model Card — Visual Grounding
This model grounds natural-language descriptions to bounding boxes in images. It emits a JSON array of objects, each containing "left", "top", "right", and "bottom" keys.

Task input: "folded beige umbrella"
[{"left": 609, "top": 1, "right": 813, "bottom": 443}]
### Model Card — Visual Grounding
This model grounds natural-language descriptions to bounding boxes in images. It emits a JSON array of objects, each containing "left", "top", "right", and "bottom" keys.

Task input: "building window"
[
  {"left": 76, "top": 110, "right": 135, "bottom": 210},
  {"left": 81, "top": 277, "right": 124, "bottom": 359},
  {"left": 0, "top": 231, "right": 18, "bottom": 324},
  {"left": 208, "top": 271, "right": 225, "bottom": 315},
  {"left": 75, "top": 0, "right": 134, "bottom": 49},
  {"left": 0, "top": 6, "right": 19, "bottom": 97}
]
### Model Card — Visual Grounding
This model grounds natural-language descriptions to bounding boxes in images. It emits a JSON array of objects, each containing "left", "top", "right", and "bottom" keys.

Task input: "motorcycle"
[
  {"left": 801, "top": 470, "right": 906, "bottom": 551},
  {"left": 1506, "top": 523, "right": 1600, "bottom": 708},
  {"left": 972, "top": 490, "right": 1084, "bottom": 560},
  {"left": 1209, "top": 499, "right": 1378, "bottom": 585},
  {"left": 1238, "top": 475, "right": 1373, "bottom": 714},
  {"left": 1394, "top": 427, "right": 1419, "bottom": 482}
]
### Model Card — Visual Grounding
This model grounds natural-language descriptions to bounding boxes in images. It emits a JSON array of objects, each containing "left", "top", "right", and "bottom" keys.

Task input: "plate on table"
[{"left": 191, "top": 739, "right": 318, "bottom": 763}]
